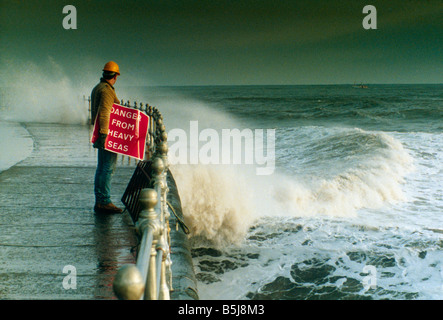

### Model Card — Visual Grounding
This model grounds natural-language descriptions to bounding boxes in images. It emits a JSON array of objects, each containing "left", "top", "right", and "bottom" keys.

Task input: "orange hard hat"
[{"left": 103, "top": 61, "right": 120, "bottom": 75}]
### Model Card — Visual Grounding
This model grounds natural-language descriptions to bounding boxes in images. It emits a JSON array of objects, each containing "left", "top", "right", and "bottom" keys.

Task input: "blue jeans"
[{"left": 94, "top": 149, "right": 117, "bottom": 205}]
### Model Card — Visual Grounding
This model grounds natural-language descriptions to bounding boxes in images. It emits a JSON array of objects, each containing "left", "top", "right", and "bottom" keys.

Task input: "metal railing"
[{"left": 102, "top": 99, "right": 173, "bottom": 300}]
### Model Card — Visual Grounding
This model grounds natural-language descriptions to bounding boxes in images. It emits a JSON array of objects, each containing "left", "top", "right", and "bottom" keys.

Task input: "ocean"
[{"left": 1, "top": 84, "right": 442, "bottom": 300}]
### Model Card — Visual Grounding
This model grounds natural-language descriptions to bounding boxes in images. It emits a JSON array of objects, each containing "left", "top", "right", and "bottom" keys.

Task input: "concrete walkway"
[{"left": 0, "top": 123, "right": 197, "bottom": 300}]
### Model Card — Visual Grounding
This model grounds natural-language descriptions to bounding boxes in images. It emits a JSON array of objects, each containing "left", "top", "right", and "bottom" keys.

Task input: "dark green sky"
[{"left": 1, "top": 0, "right": 442, "bottom": 85}]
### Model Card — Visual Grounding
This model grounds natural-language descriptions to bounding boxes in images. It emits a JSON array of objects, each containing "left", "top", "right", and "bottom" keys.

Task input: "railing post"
[
  {"left": 145, "top": 243, "right": 158, "bottom": 299},
  {"left": 157, "top": 233, "right": 170, "bottom": 299}
]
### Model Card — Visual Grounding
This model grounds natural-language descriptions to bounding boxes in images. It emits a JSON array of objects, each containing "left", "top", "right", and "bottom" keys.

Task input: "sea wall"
[{"left": 166, "top": 171, "right": 199, "bottom": 300}]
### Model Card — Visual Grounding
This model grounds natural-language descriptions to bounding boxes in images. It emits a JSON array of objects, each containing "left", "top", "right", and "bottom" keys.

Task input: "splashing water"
[
  {"left": 171, "top": 128, "right": 414, "bottom": 247},
  {"left": 1, "top": 57, "right": 93, "bottom": 124}
]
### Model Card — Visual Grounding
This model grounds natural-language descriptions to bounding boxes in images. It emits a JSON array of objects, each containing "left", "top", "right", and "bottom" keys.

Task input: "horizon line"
[{"left": 118, "top": 82, "right": 443, "bottom": 88}]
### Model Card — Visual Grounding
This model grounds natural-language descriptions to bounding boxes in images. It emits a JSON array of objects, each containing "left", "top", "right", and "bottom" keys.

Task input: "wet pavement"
[
  {"left": 0, "top": 165, "right": 138, "bottom": 299},
  {"left": 0, "top": 123, "right": 197, "bottom": 299}
]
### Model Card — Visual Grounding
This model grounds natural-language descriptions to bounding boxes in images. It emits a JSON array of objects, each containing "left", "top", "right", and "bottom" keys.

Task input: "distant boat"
[{"left": 353, "top": 83, "right": 368, "bottom": 89}]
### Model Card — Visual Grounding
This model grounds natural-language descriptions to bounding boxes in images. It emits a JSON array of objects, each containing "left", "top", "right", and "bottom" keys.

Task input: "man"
[{"left": 91, "top": 61, "right": 123, "bottom": 214}]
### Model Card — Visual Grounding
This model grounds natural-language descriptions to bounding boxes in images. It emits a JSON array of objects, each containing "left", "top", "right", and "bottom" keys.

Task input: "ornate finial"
[
  {"left": 139, "top": 188, "right": 158, "bottom": 212},
  {"left": 157, "top": 141, "right": 168, "bottom": 156},
  {"left": 113, "top": 265, "right": 145, "bottom": 300},
  {"left": 151, "top": 157, "right": 165, "bottom": 175}
]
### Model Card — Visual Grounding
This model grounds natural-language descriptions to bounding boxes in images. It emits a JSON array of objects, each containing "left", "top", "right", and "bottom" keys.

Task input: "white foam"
[
  {"left": 160, "top": 95, "right": 417, "bottom": 245},
  {"left": 171, "top": 164, "right": 256, "bottom": 247},
  {"left": 1, "top": 57, "right": 91, "bottom": 125},
  {"left": 272, "top": 130, "right": 414, "bottom": 217},
  {"left": 172, "top": 129, "right": 414, "bottom": 246}
]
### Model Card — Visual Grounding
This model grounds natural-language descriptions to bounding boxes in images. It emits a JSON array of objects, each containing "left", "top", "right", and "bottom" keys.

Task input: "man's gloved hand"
[{"left": 93, "top": 133, "right": 107, "bottom": 149}]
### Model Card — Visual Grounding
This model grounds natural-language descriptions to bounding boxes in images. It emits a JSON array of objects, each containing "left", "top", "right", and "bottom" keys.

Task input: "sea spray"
[
  {"left": 272, "top": 129, "right": 414, "bottom": 217},
  {"left": 170, "top": 164, "right": 256, "bottom": 247},
  {"left": 170, "top": 128, "right": 414, "bottom": 247},
  {"left": 1, "top": 57, "right": 92, "bottom": 124}
]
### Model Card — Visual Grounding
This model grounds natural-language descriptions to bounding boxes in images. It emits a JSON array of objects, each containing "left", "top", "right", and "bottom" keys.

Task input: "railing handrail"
[{"left": 110, "top": 98, "right": 172, "bottom": 300}]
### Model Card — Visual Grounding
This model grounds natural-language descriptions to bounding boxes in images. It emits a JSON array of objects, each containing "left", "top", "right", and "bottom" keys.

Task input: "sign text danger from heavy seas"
[{"left": 91, "top": 103, "right": 149, "bottom": 160}]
